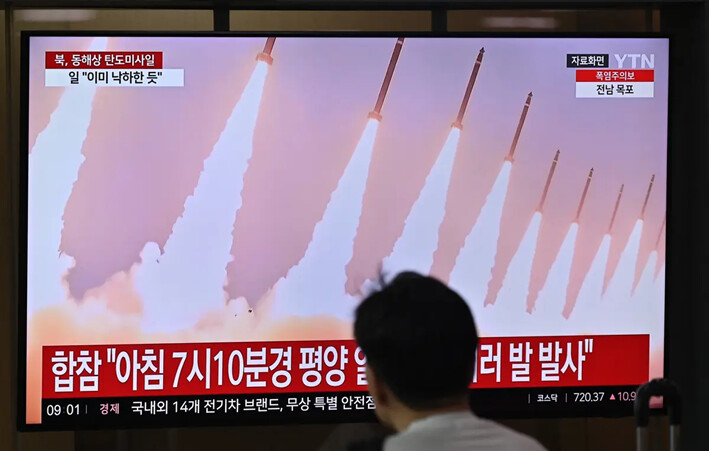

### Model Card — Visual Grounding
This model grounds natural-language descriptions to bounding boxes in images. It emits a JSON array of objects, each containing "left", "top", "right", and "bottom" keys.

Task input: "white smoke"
[
  {"left": 569, "top": 234, "right": 612, "bottom": 333},
  {"left": 479, "top": 211, "right": 542, "bottom": 337},
  {"left": 270, "top": 119, "right": 380, "bottom": 321},
  {"left": 135, "top": 61, "right": 269, "bottom": 333},
  {"left": 27, "top": 37, "right": 108, "bottom": 315},
  {"left": 631, "top": 251, "right": 659, "bottom": 339},
  {"left": 651, "top": 262, "right": 665, "bottom": 352},
  {"left": 383, "top": 128, "right": 461, "bottom": 275},
  {"left": 449, "top": 161, "right": 512, "bottom": 310},
  {"left": 605, "top": 219, "right": 643, "bottom": 303},
  {"left": 530, "top": 222, "right": 578, "bottom": 335}
]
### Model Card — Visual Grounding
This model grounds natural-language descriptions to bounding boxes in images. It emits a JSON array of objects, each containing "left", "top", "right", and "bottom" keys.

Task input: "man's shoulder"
[
  {"left": 487, "top": 423, "right": 547, "bottom": 451},
  {"left": 462, "top": 418, "right": 547, "bottom": 451},
  {"left": 385, "top": 414, "right": 547, "bottom": 451}
]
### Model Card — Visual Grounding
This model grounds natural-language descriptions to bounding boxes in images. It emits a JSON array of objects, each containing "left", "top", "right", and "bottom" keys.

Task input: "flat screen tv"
[{"left": 20, "top": 32, "right": 668, "bottom": 430}]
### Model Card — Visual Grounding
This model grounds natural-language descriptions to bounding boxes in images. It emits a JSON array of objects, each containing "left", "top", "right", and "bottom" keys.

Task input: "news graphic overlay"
[
  {"left": 23, "top": 35, "right": 668, "bottom": 429},
  {"left": 569, "top": 52, "right": 656, "bottom": 98},
  {"left": 44, "top": 50, "right": 183, "bottom": 87}
]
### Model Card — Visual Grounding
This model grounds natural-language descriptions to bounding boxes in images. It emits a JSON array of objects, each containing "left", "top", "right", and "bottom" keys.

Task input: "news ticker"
[{"left": 39, "top": 385, "right": 641, "bottom": 428}]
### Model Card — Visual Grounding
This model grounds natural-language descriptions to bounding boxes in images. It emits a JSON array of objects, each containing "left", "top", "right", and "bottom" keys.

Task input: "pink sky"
[{"left": 28, "top": 36, "right": 668, "bottom": 313}]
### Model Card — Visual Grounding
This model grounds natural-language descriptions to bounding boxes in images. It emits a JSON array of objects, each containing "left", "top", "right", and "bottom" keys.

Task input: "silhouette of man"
[{"left": 352, "top": 271, "right": 546, "bottom": 451}]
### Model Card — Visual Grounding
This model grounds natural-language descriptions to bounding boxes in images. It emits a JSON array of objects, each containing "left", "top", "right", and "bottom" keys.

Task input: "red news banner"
[
  {"left": 45, "top": 51, "right": 163, "bottom": 69},
  {"left": 42, "top": 335, "right": 648, "bottom": 399},
  {"left": 575, "top": 69, "right": 654, "bottom": 82}
]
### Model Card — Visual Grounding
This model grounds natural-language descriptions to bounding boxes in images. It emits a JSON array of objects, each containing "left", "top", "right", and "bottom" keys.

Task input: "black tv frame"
[{"left": 18, "top": 30, "right": 671, "bottom": 432}]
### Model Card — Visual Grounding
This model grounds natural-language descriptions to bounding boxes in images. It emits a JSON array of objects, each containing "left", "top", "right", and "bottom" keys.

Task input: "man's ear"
[{"left": 366, "top": 365, "right": 388, "bottom": 407}]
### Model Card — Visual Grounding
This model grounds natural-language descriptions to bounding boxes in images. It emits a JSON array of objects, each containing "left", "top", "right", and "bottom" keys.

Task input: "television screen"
[{"left": 21, "top": 33, "right": 668, "bottom": 429}]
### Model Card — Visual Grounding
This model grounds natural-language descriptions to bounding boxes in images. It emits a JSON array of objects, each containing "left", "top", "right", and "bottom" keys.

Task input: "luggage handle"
[{"left": 634, "top": 378, "right": 682, "bottom": 451}]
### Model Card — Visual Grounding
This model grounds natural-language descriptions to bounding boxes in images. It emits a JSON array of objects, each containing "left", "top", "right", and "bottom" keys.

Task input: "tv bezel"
[{"left": 18, "top": 30, "right": 672, "bottom": 431}]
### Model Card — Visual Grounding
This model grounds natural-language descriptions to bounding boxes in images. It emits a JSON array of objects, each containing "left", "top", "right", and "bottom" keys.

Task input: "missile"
[
  {"left": 368, "top": 38, "right": 404, "bottom": 121},
  {"left": 607, "top": 184, "right": 624, "bottom": 234},
  {"left": 655, "top": 216, "right": 666, "bottom": 250},
  {"left": 536, "top": 150, "right": 560, "bottom": 213},
  {"left": 640, "top": 174, "right": 655, "bottom": 219},
  {"left": 452, "top": 48, "right": 485, "bottom": 130},
  {"left": 256, "top": 37, "right": 276, "bottom": 65},
  {"left": 505, "top": 92, "right": 533, "bottom": 162},
  {"left": 574, "top": 168, "right": 594, "bottom": 223}
]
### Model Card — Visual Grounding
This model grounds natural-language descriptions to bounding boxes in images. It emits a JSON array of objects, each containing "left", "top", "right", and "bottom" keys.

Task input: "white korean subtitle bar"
[
  {"left": 576, "top": 82, "right": 654, "bottom": 98},
  {"left": 45, "top": 69, "right": 184, "bottom": 87}
]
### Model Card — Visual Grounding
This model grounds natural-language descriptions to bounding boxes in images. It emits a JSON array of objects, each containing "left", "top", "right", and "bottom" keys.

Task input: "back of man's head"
[{"left": 354, "top": 271, "right": 478, "bottom": 411}]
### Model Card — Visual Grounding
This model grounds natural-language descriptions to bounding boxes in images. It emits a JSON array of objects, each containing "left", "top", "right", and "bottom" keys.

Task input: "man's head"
[{"left": 354, "top": 271, "right": 478, "bottom": 429}]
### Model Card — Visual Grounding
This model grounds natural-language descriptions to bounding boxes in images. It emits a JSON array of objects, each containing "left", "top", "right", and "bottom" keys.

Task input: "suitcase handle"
[
  {"left": 634, "top": 378, "right": 682, "bottom": 426},
  {"left": 634, "top": 378, "right": 682, "bottom": 451}
]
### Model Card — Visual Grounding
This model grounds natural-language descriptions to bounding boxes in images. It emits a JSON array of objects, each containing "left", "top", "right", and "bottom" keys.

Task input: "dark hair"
[{"left": 354, "top": 271, "right": 478, "bottom": 410}]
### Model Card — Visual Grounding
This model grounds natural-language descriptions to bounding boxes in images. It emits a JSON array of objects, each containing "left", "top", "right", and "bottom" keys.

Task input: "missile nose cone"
[
  {"left": 554, "top": 149, "right": 560, "bottom": 160},
  {"left": 480, "top": 47, "right": 485, "bottom": 53},
  {"left": 620, "top": 184, "right": 624, "bottom": 192},
  {"left": 528, "top": 92, "right": 533, "bottom": 97}
]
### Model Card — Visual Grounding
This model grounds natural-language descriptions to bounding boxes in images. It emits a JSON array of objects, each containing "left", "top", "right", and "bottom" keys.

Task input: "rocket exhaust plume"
[
  {"left": 656, "top": 216, "right": 666, "bottom": 250},
  {"left": 654, "top": 216, "right": 666, "bottom": 278},
  {"left": 574, "top": 168, "right": 594, "bottom": 222},
  {"left": 531, "top": 222, "right": 578, "bottom": 333},
  {"left": 572, "top": 183, "right": 623, "bottom": 320},
  {"left": 449, "top": 161, "right": 512, "bottom": 309},
  {"left": 368, "top": 38, "right": 404, "bottom": 121},
  {"left": 382, "top": 128, "right": 461, "bottom": 276},
  {"left": 493, "top": 211, "right": 542, "bottom": 312},
  {"left": 382, "top": 48, "right": 486, "bottom": 276},
  {"left": 452, "top": 48, "right": 485, "bottom": 130},
  {"left": 256, "top": 37, "right": 276, "bottom": 65},
  {"left": 28, "top": 37, "right": 108, "bottom": 315},
  {"left": 136, "top": 53, "right": 270, "bottom": 333},
  {"left": 537, "top": 150, "right": 560, "bottom": 212},
  {"left": 450, "top": 92, "right": 533, "bottom": 308},
  {"left": 629, "top": 248, "right": 660, "bottom": 341},
  {"left": 505, "top": 92, "right": 533, "bottom": 162},
  {"left": 634, "top": 249, "right": 659, "bottom": 300},
  {"left": 641, "top": 174, "right": 655, "bottom": 219},
  {"left": 604, "top": 217, "right": 644, "bottom": 301},
  {"left": 571, "top": 233, "right": 611, "bottom": 327},
  {"left": 487, "top": 150, "right": 561, "bottom": 325},
  {"left": 272, "top": 120, "right": 379, "bottom": 320},
  {"left": 531, "top": 168, "right": 591, "bottom": 321},
  {"left": 608, "top": 184, "right": 624, "bottom": 234},
  {"left": 273, "top": 42, "right": 405, "bottom": 319}
]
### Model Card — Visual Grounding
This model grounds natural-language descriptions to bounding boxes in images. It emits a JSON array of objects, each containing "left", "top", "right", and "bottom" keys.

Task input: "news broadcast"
[{"left": 22, "top": 34, "right": 668, "bottom": 429}]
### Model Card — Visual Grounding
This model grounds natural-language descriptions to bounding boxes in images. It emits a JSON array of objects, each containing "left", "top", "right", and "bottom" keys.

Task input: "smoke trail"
[
  {"left": 630, "top": 251, "right": 664, "bottom": 352},
  {"left": 633, "top": 251, "right": 657, "bottom": 303},
  {"left": 476, "top": 212, "right": 541, "bottom": 337},
  {"left": 530, "top": 223, "right": 578, "bottom": 334},
  {"left": 449, "top": 161, "right": 512, "bottom": 310},
  {"left": 652, "top": 262, "right": 665, "bottom": 351},
  {"left": 383, "top": 128, "right": 461, "bottom": 275},
  {"left": 270, "top": 119, "right": 380, "bottom": 321},
  {"left": 569, "top": 234, "right": 611, "bottom": 332},
  {"left": 495, "top": 212, "right": 542, "bottom": 310},
  {"left": 605, "top": 219, "right": 644, "bottom": 303},
  {"left": 135, "top": 61, "right": 269, "bottom": 333},
  {"left": 27, "top": 37, "right": 108, "bottom": 315}
]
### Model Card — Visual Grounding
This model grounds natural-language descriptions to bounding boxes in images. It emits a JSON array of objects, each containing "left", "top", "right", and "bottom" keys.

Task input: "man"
[{"left": 353, "top": 271, "right": 546, "bottom": 451}]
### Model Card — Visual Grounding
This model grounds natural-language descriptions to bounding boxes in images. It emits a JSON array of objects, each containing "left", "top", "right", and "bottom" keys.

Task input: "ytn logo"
[{"left": 614, "top": 54, "right": 655, "bottom": 69}]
